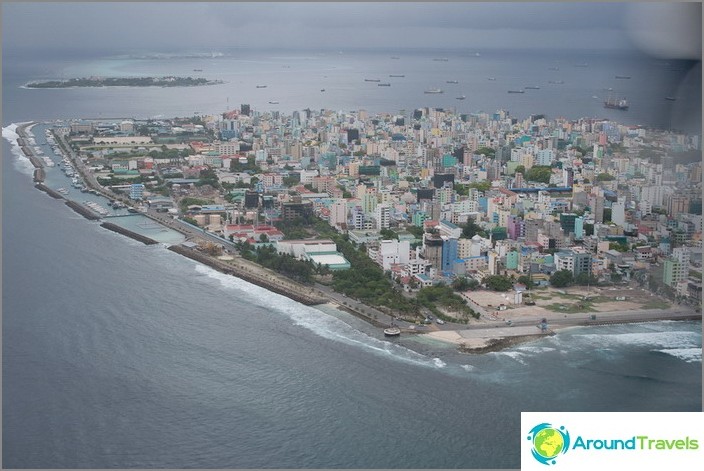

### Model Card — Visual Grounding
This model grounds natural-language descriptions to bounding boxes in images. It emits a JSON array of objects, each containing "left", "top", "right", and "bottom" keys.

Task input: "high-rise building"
[
  {"left": 374, "top": 204, "right": 391, "bottom": 230},
  {"left": 129, "top": 183, "right": 145, "bottom": 200},
  {"left": 667, "top": 194, "right": 690, "bottom": 217},
  {"left": 441, "top": 237, "right": 458, "bottom": 274},
  {"left": 612, "top": 201, "right": 626, "bottom": 226},
  {"left": 423, "top": 234, "right": 444, "bottom": 272}
]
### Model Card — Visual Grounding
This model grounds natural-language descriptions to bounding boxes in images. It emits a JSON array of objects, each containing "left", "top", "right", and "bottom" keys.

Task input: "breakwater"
[
  {"left": 66, "top": 201, "right": 101, "bottom": 220},
  {"left": 101, "top": 222, "right": 159, "bottom": 245},
  {"left": 168, "top": 245, "right": 327, "bottom": 306},
  {"left": 581, "top": 313, "right": 702, "bottom": 326},
  {"left": 35, "top": 183, "right": 63, "bottom": 199},
  {"left": 33, "top": 168, "right": 45, "bottom": 182}
]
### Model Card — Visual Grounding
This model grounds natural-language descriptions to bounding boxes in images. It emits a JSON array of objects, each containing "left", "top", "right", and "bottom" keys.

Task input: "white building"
[
  {"left": 374, "top": 203, "right": 391, "bottom": 230},
  {"left": 376, "top": 239, "right": 411, "bottom": 271},
  {"left": 611, "top": 201, "right": 626, "bottom": 226}
]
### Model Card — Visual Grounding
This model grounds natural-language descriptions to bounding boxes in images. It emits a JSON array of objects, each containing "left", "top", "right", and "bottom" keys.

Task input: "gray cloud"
[{"left": 2, "top": 2, "right": 699, "bottom": 57}]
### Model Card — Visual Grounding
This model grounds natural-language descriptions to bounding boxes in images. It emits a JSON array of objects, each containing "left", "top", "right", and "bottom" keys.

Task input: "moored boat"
[{"left": 383, "top": 326, "right": 401, "bottom": 337}]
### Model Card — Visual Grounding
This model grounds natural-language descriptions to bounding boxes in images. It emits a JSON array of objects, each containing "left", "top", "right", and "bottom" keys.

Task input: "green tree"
[
  {"left": 574, "top": 273, "right": 598, "bottom": 285},
  {"left": 550, "top": 269, "right": 574, "bottom": 288},
  {"left": 483, "top": 275, "right": 513, "bottom": 291},
  {"left": 609, "top": 242, "right": 629, "bottom": 252},
  {"left": 596, "top": 172, "right": 616, "bottom": 182},
  {"left": 451, "top": 276, "right": 471, "bottom": 292},
  {"left": 379, "top": 228, "right": 399, "bottom": 240},
  {"left": 516, "top": 275, "right": 535, "bottom": 289},
  {"left": 525, "top": 165, "right": 552, "bottom": 184},
  {"left": 476, "top": 147, "right": 496, "bottom": 158},
  {"left": 462, "top": 218, "right": 487, "bottom": 239},
  {"left": 467, "top": 181, "right": 491, "bottom": 192}
]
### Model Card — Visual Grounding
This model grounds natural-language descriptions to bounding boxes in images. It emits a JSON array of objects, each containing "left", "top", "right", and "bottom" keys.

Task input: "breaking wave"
[{"left": 192, "top": 263, "right": 448, "bottom": 370}]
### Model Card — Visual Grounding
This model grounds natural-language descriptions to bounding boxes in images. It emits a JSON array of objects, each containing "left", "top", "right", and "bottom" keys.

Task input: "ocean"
[{"left": 2, "top": 47, "right": 701, "bottom": 469}]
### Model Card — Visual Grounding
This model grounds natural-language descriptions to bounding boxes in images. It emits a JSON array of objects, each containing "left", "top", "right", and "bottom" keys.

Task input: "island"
[
  {"left": 7, "top": 103, "right": 702, "bottom": 353},
  {"left": 25, "top": 76, "right": 224, "bottom": 88}
]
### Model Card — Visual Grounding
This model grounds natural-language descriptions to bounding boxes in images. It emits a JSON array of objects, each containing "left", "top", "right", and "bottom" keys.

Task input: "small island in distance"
[{"left": 25, "top": 76, "right": 224, "bottom": 88}]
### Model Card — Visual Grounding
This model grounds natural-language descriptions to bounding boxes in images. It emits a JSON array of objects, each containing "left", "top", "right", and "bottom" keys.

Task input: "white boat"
[
  {"left": 424, "top": 88, "right": 444, "bottom": 94},
  {"left": 456, "top": 95, "right": 466, "bottom": 100},
  {"left": 383, "top": 327, "right": 401, "bottom": 337}
]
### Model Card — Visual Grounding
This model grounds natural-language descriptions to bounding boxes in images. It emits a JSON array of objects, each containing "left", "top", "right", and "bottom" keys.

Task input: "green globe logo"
[
  {"left": 535, "top": 429, "right": 564, "bottom": 458},
  {"left": 527, "top": 423, "right": 571, "bottom": 465}
]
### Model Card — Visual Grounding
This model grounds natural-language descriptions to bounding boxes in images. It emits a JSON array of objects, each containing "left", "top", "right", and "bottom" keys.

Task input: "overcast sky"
[{"left": 2, "top": 2, "right": 701, "bottom": 59}]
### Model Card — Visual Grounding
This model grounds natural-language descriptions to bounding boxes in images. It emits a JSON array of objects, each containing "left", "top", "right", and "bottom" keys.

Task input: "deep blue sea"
[{"left": 2, "top": 48, "right": 702, "bottom": 469}]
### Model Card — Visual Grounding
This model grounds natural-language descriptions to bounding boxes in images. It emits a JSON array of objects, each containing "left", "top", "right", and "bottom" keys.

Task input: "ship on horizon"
[{"left": 604, "top": 97, "right": 629, "bottom": 110}]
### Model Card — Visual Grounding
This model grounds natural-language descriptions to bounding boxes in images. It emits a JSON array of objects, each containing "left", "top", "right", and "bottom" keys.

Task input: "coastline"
[{"left": 8, "top": 121, "right": 702, "bottom": 355}]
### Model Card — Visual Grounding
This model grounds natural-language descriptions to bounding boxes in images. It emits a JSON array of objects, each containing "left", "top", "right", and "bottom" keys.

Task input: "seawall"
[
  {"left": 66, "top": 200, "right": 101, "bottom": 220},
  {"left": 35, "top": 183, "right": 64, "bottom": 199},
  {"left": 168, "top": 245, "right": 327, "bottom": 306},
  {"left": 33, "top": 168, "right": 45, "bottom": 182},
  {"left": 101, "top": 222, "right": 159, "bottom": 245}
]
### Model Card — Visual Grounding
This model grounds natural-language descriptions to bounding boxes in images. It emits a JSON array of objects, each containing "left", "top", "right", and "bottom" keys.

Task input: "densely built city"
[{"left": 51, "top": 105, "right": 703, "bottom": 322}]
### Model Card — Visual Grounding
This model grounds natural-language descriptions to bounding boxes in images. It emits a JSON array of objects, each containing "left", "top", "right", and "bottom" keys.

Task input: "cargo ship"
[{"left": 604, "top": 97, "right": 629, "bottom": 110}]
